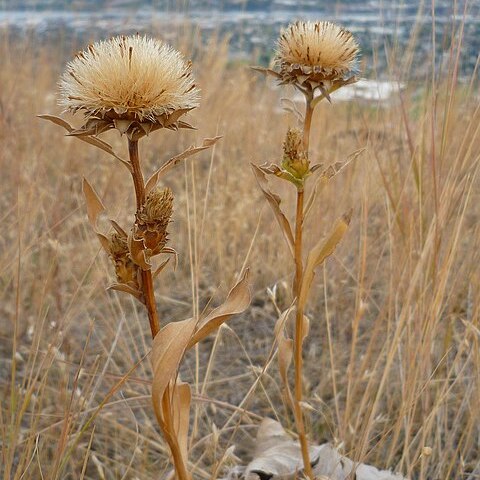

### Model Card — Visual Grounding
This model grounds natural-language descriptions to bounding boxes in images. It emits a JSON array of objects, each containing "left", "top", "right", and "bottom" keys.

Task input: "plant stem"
[
  {"left": 292, "top": 93, "right": 315, "bottom": 479},
  {"left": 128, "top": 139, "right": 160, "bottom": 339},
  {"left": 293, "top": 188, "right": 314, "bottom": 479},
  {"left": 128, "top": 139, "right": 190, "bottom": 480},
  {"left": 303, "top": 94, "right": 314, "bottom": 153}
]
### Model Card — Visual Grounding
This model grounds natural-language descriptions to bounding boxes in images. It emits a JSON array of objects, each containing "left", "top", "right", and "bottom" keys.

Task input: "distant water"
[{"left": 0, "top": 1, "right": 478, "bottom": 77}]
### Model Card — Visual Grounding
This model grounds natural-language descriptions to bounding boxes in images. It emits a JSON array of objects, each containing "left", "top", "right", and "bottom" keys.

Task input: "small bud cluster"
[
  {"left": 282, "top": 128, "right": 310, "bottom": 180},
  {"left": 107, "top": 232, "right": 140, "bottom": 288},
  {"left": 135, "top": 187, "right": 174, "bottom": 257}
]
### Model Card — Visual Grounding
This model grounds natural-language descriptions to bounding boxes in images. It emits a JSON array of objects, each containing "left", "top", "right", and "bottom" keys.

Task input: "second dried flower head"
[{"left": 275, "top": 21, "right": 360, "bottom": 95}]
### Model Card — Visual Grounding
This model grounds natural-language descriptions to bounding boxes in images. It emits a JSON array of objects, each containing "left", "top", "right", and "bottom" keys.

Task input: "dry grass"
[{"left": 1, "top": 16, "right": 479, "bottom": 480}]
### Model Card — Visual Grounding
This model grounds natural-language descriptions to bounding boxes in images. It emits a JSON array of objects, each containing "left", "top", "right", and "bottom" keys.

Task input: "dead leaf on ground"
[{"left": 238, "top": 419, "right": 406, "bottom": 480}]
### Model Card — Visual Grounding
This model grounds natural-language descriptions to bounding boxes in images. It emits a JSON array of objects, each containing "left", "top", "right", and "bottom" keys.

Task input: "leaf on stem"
[
  {"left": 274, "top": 308, "right": 310, "bottom": 411},
  {"left": 151, "top": 319, "right": 197, "bottom": 422},
  {"left": 82, "top": 178, "right": 106, "bottom": 229},
  {"left": 298, "top": 212, "right": 352, "bottom": 310},
  {"left": 250, "top": 66, "right": 282, "bottom": 79},
  {"left": 251, "top": 164, "right": 295, "bottom": 258},
  {"left": 187, "top": 269, "right": 251, "bottom": 349},
  {"left": 107, "top": 283, "right": 143, "bottom": 301},
  {"left": 274, "top": 308, "right": 294, "bottom": 410},
  {"left": 171, "top": 382, "right": 192, "bottom": 465},
  {"left": 38, "top": 114, "right": 131, "bottom": 171},
  {"left": 128, "top": 233, "right": 152, "bottom": 271},
  {"left": 151, "top": 273, "right": 251, "bottom": 467},
  {"left": 304, "top": 148, "right": 364, "bottom": 221},
  {"left": 145, "top": 136, "right": 222, "bottom": 195}
]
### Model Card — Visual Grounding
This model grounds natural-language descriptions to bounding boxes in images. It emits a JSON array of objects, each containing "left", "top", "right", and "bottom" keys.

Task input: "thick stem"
[
  {"left": 128, "top": 139, "right": 160, "bottom": 339},
  {"left": 128, "top": 139, "right": 190, "bottom": 480},
  {"left": 293, "top": 189, "right": 314, "bottom": 479}
]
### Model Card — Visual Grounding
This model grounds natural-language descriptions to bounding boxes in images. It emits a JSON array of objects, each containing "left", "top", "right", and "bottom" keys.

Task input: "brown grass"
[{"left": 1, "top": 19, "right": 479, "bottom": 480}]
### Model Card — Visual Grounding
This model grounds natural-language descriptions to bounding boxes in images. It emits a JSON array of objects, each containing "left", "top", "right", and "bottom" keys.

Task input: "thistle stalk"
[
  {"left": 292, "top": 95, "right": 314, "bottom": 479},
  {"left": 128, "top": 139, "right": 190, "bottom": 480},
  {"left": 128, "top": 139, "right": 160, "bottom": 338}
]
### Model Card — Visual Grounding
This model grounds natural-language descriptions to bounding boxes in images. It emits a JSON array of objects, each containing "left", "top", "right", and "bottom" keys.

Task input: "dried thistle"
[
  {"left": 42, "top": 33, "right": 235, "bottom": 480},
  {"left": 251, "top": 20, "right": 360, "bottom": 480},
  {"left": 135, "top": 187, "right": 173, "bottom": 257},
  {"left": 282, "top": 127, "right": 310, "bottom": 180},
  {"left": 275, "top": 21, "right": 359, "bottom": 92},
  {"left": 59, "top": 35, "right": 200, "bottom": 140},
  {"left": 106, "top": 232, "right": 140, "bottom": 288}
]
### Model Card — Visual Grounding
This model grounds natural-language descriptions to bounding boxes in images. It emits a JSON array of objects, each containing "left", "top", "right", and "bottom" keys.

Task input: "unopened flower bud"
[{"left": 282, "top": 128, "right": 310, "bottom": 180}]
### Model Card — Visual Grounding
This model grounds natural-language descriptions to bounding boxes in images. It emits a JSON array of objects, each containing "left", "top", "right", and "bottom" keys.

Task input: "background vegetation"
[{"left": 1, "top": 7, "right": 479, "bottom": 479}]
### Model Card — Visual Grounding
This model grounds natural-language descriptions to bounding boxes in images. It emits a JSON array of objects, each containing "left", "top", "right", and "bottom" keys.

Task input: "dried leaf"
[
  {"left": 304, "top": 149, "right": 364, "bottom": 221},
  {"left": 37, "top": 114, "right": 74, "bottom": 132},
  {"left": 251, "top": 66, "right": 282, "bottom": 80},
  {"left": 151, "top": 318, "right": 197, "bottom": 420},
  {"left": 274, "top": 308, "right": 294, "bottom": 410},
  {"left": 128, "top": 233, "right": 152, "bottom": 271},
  {"left": 187, "top": 270, "right": 251, "bottom": 349},
  {"left": 171, "top": 382, "right": 191, "bottom": 465},
  {"left": 153, "top": 257, "right": 171, "bottom": 279},
  {"left": 298, "top": 213, "right": 351, "bottom": 310},
  {"left": 145, "top": 136, "right": 222, "bottom": 195},
  {"left": 38, "top": 114, "right": 131, "bottom": 171},
  {"left": 107, "top": 283, "right": 143, "bottom": 301},
  {"left": 245, "top": 418, "right": 322, "bottom": 479},
  {"left": 251, "top": 164, "right": 295, "bottom": 258},
  {"left": 280, "top": 98, "right": 304, "bottom": 124},
  {"left": 82, "top": 178, "right": 105, "bottom": 229},
  {"left": 109, "top": 220, "right": 128, "bottom": 237},
  {"left": 244, "top": 419, "right": 406, "bottom": 480},
  {"left": 96, "top": 233, "right": 111, "bottom": 253}
]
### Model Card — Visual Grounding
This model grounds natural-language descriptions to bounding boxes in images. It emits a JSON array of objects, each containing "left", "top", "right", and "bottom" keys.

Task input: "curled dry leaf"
[
  {"left": 38, "top": 114, "right": 130, "bottom": 170},
  {"left": 251, "top": 164, "right": 295, "bottom": 258},
  {"left": 245, "top": 418, "right": 322, "bottom": 480},
  {"left": 298, "top": 212, "right": 351, "bottom": 310},
  {"left": 151, "top": 272, "right": 251, "bottom": 472},
  {"left": 82, "top": 178, "right": 110, "bottom": 252},
  {"left": 107, "top": 283, "right": 143, "bottom": 301},
  {"left": 128, "top": 231, "right": 153, "bottom": 271},
  {"left": 82, "top": 178, "right": 106, "bottom": 229},
  {"left": 304, "top": 148, "right": 364, "bottom": 221},
  {"left": 274, "top": 308, "right": 294, "bottom": 410},
  {"left": 145, "top": 136, "right": 222, "bottom": 195},
  {"left": 187, "top": 269, "right": 251, "bottom": 349}
]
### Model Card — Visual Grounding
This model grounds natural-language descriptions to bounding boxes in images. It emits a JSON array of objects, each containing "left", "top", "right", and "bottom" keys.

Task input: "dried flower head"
[
  {"left": 282, "top": 127, "right": 310, "bottom": 181},
  {"left": 135, "top": 187, "right": 174, "bottom": 256},
  {"left": 275, "top": 21, "right": 359, "bottom": 91},
  {"left": 107, "top": 232, "right": 139, "bottom": 287},
  {"left": 59, "top": 35, "right": 200, "bottom": 139}
]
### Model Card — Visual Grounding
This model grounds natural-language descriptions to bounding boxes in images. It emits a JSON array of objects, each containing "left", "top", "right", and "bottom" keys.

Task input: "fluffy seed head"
[
  {"left": 275, "top": 21, "right": 359, "bottom": 86},
  {"left": 59, "top": 35, "right": 200, "bottom": 122}
]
